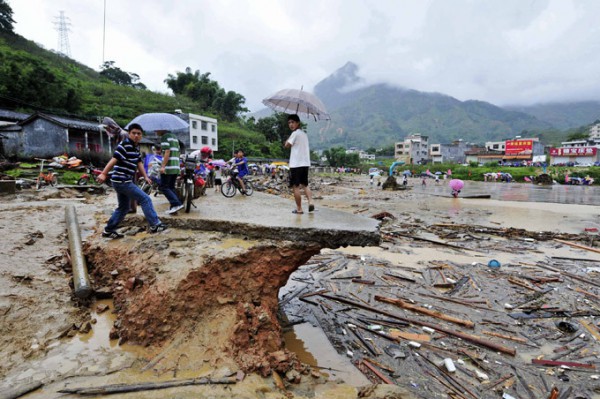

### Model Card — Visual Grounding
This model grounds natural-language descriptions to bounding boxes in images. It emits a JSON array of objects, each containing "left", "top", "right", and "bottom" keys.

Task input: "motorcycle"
[
  {"left": 176, "top": 155, "right": 201, "bottom": 213},
  {"left": 77, "top": 164, "right": 112, "bottom": 187}
]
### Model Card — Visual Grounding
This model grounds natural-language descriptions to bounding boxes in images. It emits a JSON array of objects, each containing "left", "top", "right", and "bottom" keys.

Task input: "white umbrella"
[
  {"left": 262, "top": 88, "right": 330, "bottom": 121},
  {"left": 125, "top": 113, "right": 189, "bottom": 132}
]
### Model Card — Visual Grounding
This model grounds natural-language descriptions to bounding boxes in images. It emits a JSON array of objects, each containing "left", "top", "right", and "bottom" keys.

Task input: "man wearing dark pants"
[
  {"left": 284, "top": 114, "right": 314, "bottom": 214},
  {"left": 157, "top": 130, "right": 184, "bottom": 214},
  {"left": 97, "top": 123, "right": 167, "bottom": 237}
]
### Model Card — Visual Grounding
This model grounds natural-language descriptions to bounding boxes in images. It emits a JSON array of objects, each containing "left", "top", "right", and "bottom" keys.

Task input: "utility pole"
[
  {"left": 53, "top": 11, "right": 72, "bottom": 58},
  {"left": 102, "top": 0, "right": 106, "bottom": 64}
]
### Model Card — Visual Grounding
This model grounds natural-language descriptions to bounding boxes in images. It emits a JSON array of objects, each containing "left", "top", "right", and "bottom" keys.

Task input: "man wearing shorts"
[{"left": 284, "top": 114, "right": 314, "bottom": 214}]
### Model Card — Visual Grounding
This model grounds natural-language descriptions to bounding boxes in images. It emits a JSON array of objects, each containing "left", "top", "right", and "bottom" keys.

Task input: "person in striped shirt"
[
  {"left": 157, "top": 130, "right": 184, "bottom": 214},
  {"left": 97, "top": 123, "right": 167, "bottom": 238}
]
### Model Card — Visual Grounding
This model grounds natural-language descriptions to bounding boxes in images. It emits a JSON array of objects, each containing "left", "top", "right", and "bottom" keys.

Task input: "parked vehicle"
[
  {"left": 35, "top": 158, "right": 57, "bottom": 189},
  {"left": 176, "top": 155, "right": 199, "bottom": 213},
  {"left": 77, "top": 164, "right": 112, "bottom": 187}
]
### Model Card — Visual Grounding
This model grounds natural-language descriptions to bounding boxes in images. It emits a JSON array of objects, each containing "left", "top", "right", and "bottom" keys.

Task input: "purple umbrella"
[
  {"left": 449, "top": 179, "right": 464, "bottom": 197},
  {"left": 210, "top": 159, "right": 229, "bottom": 167}
]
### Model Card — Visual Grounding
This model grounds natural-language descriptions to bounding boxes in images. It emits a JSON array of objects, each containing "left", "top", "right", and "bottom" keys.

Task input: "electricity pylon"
[{"left": 53, "top": 11, "right": 72, "bottom": 57}]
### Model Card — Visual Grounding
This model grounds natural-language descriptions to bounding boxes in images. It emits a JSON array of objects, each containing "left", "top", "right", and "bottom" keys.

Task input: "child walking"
[{"left": 214, "top": 165, "right": 222, "bottom": 192}]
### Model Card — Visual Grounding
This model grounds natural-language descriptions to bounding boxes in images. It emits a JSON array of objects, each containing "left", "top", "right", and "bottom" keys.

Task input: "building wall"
[
  {"left": 590, "top": 123, "right": 600, "bottom": 140},
  {"left": 188, "top": 114, "right": 218, "bottom": 153},
  {"left": 23, "top": 120, "right": 69, "bottom": 157},
  {"left": 1, "top": 131, "right": 24, "bottom": 156}
]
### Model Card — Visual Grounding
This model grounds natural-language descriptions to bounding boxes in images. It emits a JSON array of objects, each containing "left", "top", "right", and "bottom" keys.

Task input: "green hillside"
[
  {"left": 506, "top": 101, "right": 600, "bottom": 130},
  {"left": 0, "top": 31, "right": 277, "bottom": 159}
]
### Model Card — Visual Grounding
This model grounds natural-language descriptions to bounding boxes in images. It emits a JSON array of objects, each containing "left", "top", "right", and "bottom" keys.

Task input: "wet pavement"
[{"left": 127, "top": 190, "right": 382, "bottom": 247}]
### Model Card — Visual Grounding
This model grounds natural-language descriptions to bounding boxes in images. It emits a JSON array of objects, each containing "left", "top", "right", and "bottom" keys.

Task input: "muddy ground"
[{"left": 1, "top": 176, "right": 600, "bottom": 398}]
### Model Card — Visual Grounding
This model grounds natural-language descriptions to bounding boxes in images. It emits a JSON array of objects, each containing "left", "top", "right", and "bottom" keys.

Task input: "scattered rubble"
[{"left": 279, "top": 215, "right": 600, "bottom": 398}]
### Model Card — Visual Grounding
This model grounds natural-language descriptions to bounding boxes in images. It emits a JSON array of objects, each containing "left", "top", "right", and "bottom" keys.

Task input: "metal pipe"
[{"left": 65, "top": 205, "right": 92, "bottom": 298}]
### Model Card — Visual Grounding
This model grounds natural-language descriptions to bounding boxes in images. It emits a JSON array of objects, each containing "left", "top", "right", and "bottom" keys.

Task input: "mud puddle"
[{"left": 283, "top": 323, "right": 370, "bottom": 385}]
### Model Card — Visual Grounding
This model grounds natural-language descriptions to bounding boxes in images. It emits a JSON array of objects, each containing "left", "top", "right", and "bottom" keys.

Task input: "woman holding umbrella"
[{"left": 449, "top": 179, "right": 464, "bottom": 198}]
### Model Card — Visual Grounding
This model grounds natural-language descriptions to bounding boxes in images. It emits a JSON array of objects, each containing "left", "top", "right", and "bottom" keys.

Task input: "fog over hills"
[{"left": 288, "top": 62, "right": 599, "bottom": 150}]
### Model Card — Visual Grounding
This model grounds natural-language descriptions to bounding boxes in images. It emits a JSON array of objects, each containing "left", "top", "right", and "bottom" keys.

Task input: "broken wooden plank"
[
  {"left": 58, "top": 377, "right": 237, "bottom": 395},
  {"left": 375, "top": 295, "right": 475, "bottom": 329},
  {"left": 531, "top": 359, "right": 595, "bottom": 369},
  {"left": 482, "top": 330, "right": 527, "bottom": 343},
  {"left": 555, "top": 238, "right": 600, "bottom": 255},
  {"left": 359, "top": 359, "right": 395, "bottom": 384},
  {"left": 319, "top": 293, "right": 516, "bottom": 356},
  {"left": 388, "top": 330, "right": 431, "bottom": 342},
  {"left": 390, "top": 232, "right": 477, "bottom": 251}
]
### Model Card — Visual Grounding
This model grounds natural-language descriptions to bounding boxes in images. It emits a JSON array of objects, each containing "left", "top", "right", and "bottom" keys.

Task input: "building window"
[
  {"left": 211, "top": 138, "right": 216, "bottom": 145},
  {"left": 211, "top": 125, "right": 216, "bottom": 132},
  {"left": 192, "top": 136, "right": 198, "bottom": 144},
  {"left": 201, "top": 121, "right": 207, "bottom": 130},
  {"left": 202, "top": 136, "right": 208, "bottom": 144},
  {"left": 192, "top": 121, "right": 197, "bottom": 129}
]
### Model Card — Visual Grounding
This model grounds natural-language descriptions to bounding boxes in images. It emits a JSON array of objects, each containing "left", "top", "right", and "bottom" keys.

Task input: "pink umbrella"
[{"left": 449, "top": 179, "right": 464, "bottom": 198}]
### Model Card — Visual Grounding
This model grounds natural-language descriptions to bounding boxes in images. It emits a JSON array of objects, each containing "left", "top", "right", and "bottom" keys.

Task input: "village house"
[{"left": 0, "top": 111, "right": 108, "bottom": 159}]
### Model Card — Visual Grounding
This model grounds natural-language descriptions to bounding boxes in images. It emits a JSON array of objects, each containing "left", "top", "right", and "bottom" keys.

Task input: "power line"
[{"left": 53, "top": 11, "right": 72, "bottom": 58}]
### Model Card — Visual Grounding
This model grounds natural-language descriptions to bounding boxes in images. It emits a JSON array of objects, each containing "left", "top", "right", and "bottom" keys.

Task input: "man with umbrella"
[{"left": 284, "top": 114, "right": 314, "bottom": 214}]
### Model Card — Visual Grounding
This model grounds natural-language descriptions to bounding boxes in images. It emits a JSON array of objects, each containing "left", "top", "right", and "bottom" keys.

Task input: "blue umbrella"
[{"left": 125, "top": 113, "right": 189, "bottom": 132}]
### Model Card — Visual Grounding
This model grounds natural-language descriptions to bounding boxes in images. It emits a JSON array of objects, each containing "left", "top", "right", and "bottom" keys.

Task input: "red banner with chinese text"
[{"left": 505, "top": 140, "right": 533, "bottom": 155}]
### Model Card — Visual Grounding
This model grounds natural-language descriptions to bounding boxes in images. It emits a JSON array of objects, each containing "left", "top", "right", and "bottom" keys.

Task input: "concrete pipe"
[{"left": 65, "top": 205, "right": 93, "bottom": 299}]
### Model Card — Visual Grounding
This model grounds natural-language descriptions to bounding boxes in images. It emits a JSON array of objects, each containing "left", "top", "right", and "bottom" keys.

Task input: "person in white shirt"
[{"left": 284, "top": 114, "right": 314, "bottom": 214}]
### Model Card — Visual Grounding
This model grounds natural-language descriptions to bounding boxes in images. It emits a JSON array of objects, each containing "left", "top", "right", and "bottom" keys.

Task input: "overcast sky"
[{"left": 9, "top": 0, "right": 600, "bottom": 113}]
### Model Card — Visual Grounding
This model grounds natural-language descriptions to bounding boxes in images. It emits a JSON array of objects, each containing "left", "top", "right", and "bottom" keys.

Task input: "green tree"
[
  {"left": 376, "top": 144, "right": 395, "bottom": 156},
  {"left": 0, "top": 0, "right": 15, "bottom": 33},
  {"left": 213, "top": 90, "right": 248, "bottom": 122},
  {"left": 164, "top": 67, "right": 247, "bottom": 121},
  {"left": 99, "top": 61, "right": 146, "bottom": 89},
  {"left": 253, "top": 113, "right": 292, "bottom": 143},
  {"left": 323, "top": 146, "right": 359, "bottom": 167},
  {"left": 0, "top": 47, "right": 82, "bottom": 112}
]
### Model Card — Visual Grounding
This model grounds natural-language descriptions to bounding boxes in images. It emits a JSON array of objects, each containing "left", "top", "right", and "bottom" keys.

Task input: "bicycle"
[
  {"left": 220, "top": 171, "right": 254, "bottom": 198},
  {"left": 34, "top": 158, "right": 57, "bottom": 189}
]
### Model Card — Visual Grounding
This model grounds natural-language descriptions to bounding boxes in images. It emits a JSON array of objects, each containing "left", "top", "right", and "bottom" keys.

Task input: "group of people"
[{"left": 98, "top": 113, "right": 315, "bottom": 238}]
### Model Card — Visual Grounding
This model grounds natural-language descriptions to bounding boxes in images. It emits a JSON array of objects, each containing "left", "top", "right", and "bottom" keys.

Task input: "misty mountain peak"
[
  {"left": 315, "top": 62, "right": 363, "bottom": 94},
  {"left": 314, "top": 61, "right": 365, "bottom": 110}
]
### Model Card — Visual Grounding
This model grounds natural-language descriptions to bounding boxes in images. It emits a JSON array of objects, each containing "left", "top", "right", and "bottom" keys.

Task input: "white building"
[
  {"left": 187, "top": 113, "right": 218, "bottom": 153},
  {"left": 589, "top": 123, "right": 600, "bottom": 140},
  {"left": 485, "top": 141, "right": 506, "bottom": 152},
  {"left": 395, "top": 134, "right": 429, "bottom": 164},
  {"left": 358, "top": 151, "right": 375, "bottom": 160}
]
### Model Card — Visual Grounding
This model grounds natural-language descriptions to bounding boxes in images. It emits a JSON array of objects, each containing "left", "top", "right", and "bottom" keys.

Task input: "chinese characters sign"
[
  {"left": 505, "top": 140, "right": 533, "bottom": 155},
  {"left": 549, "top": 147, "right": 597, "bottom": 156}
]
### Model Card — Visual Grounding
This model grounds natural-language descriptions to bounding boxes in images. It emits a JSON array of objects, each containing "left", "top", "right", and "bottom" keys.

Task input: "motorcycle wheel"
[
  {"left": 184, "top": 182, "right": 193, "bottom": 212},
  {"left": 77, "top": 177, "right": 88, "bottom": 186}
]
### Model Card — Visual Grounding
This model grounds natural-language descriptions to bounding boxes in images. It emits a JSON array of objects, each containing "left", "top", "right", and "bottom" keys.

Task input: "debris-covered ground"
[
  {"left": 279, "top": 176, "right": 600, "bottom": 399},
  {"left": 2, "top": 175, "right": 600, "bottom": 399}
]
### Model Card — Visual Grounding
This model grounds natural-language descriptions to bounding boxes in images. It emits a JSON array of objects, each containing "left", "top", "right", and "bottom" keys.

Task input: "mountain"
[
  {"left": 309, "top": 62, "right": 555, "bottom": 150},
  {"left": 505, "top": 101, "right": 600, "bottom": 130}
]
